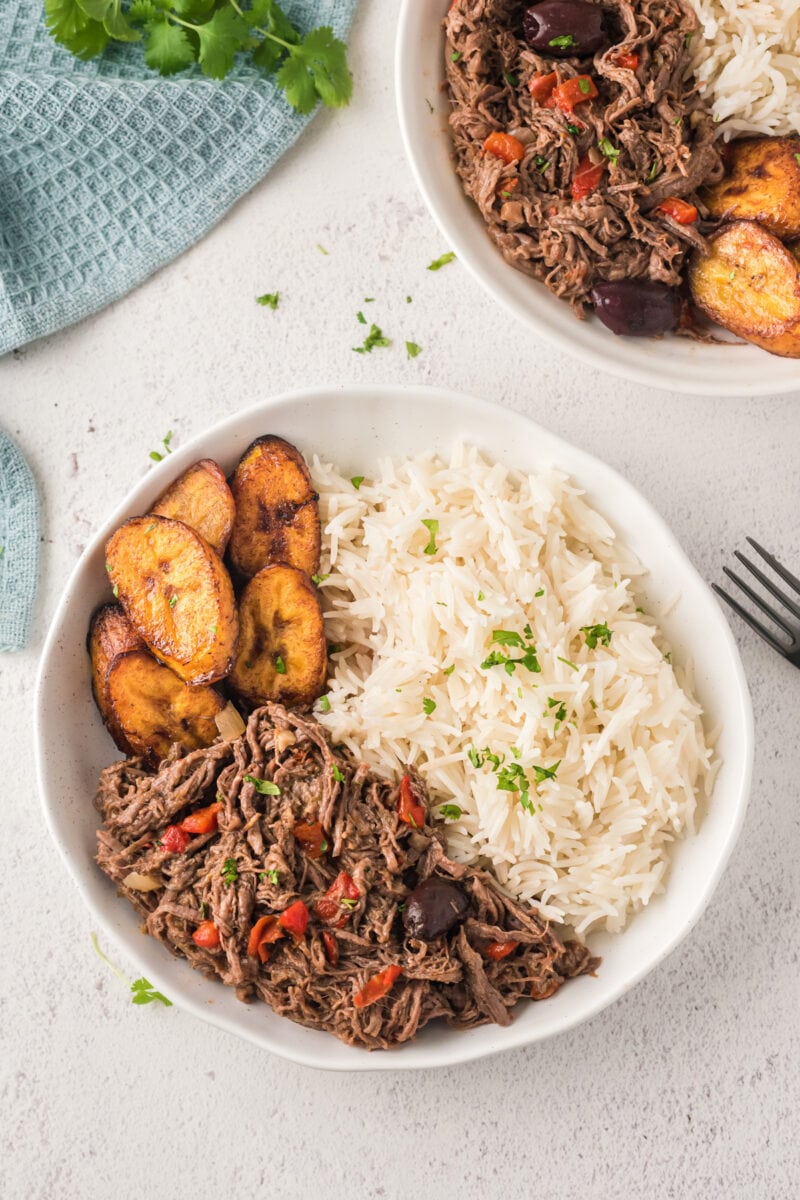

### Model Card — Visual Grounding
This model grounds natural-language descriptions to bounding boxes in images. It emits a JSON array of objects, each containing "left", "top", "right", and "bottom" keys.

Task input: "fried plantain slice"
[
  {"left": 230, "top": 564, "right": 326, "bottom": 708},
  {"left": 88, "top": 603, "right": 146, "bottom": 752},
  {"left": 106, "top": 515, "right": 238, "bottom": 684},
  {"left": 150, "top": 459, "right": 235, "bottom": 558},
  {"left": 106, "top": 649, "right": 226, "bottom": 769},
  {"left": 227, "top": 435, "right": 321, "bottom": 579},
  {"left": 701, "top": 137, "right": 800, "bottom": 241}
]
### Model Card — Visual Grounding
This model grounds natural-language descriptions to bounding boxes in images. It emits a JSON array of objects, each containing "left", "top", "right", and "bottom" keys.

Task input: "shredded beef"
[
  {"left": 445, "top": 0, "right": 723, "bottom": 313},
  {"left": 95, "top": 704, "right": 598, "bottom": 1050}
]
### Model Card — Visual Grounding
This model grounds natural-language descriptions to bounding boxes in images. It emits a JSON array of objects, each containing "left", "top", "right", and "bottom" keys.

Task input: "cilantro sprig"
[
  {"left": 581, "top": 622, "right": 612, "bottom": 648},
  {"left": 90, "top": 932, "right": 172, "bottom": 1007},
  {"left": 481, "top": 625, "right": 541, "bottom": 676},
  {"left": 45, "top": 0, "right": 353, "bottom": 115}
]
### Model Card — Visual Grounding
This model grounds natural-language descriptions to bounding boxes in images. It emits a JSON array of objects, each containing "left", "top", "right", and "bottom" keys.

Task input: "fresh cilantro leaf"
[
  {"left": 250, "top": 0, "right": 300, "bottom": 44},
  {"left": 598, "top": 138, "right": 620, "bottom": 165},
  {"left": 256, "top": 291, "right": 279, "bottom": 309},
  {"left": 195, "top": 8, "right": 249, "bottom": 79},
  {"left": 222, "top": 858, "right": 238, "bottom": 886},
  {"left": 130, "top": 977, "right": 172, "bottom": 1006},
  {"left": 427, "top": 252, "right": 456, "bottom": 271},
  {"left": 274, "top": 654, "right": 286, "bottom": 674},
  {"left": 351, "top": 475, "right": 365, "bottom": 489},
  {"left": 422, "top": 698, "right": 436, "bottom": 715},
  {"left": 289, "top": 26, "right": 353, "bottom": 109},
  {"left": 311, "top": 573, "right": 329, "bottom": 584},
  {"left": 353, "top": 323, "right": 390, "bottom": 354},
  {"left": 491, "top": 629, "right": 525, "bottom": 648},
  {"left": 332, "top": 764, "right": 345, "bottom": 782},
  {"left": 244, "top": 774, "right": 281, "bottom": 795},
  {"left": 79, "top": 0, "right": 140, "bottom": 42},
  {"left": 549, "top": 34, "right": 575, "bottom": 47},
  {"left": 252, "top": 35, "right": 284, "bottom": 73},
  {"left": 443, "top": 664, "right": 455, "bottom": 676},
  {"left": 533, "top": 760, "right": 560, "bottom": 784},
  {"left": 318, "top": 695, "right": 331, "bottom": 712},
  {"left": 45, "top": 0, "right": 109, "bottom": 59},
  {"left": 277, "top": 50, "right": 319, "bottom": 113},
  {"left": 535, "top": 588, "right": 544, "bottom": 597},
  {"left": 128, "top": 0, "right": 158, "bottom": 23},
  {"left": 439, "top": 803, "right": 462, "bottom": 820},
  {"left": 468, "top": 746, "right": 483, "bottom": 768},
  {"left": 581, "top": 622, "right": 612, "bottom": 649},
  {"left": 421, "top": 518, "right": 439, "bottom": 555},
  {"left": 481, "top": 627, "right": 541, "bottom": 675},
  {"left": 356, "top": 310, "right": 367, "bottom": 324},
  {"left": 261, "top": 867, "right": 279, "bottom": 885},
  {"left": 406, "top": 341, "right": 422, "bottom": 358},
  {"left": 144, "top": 19, "right": 196, "bottom": 74}
]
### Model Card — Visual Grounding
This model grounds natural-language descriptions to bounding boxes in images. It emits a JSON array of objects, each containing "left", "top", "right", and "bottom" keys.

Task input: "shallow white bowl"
[
  {"left": 395, "top": 3, "right": 800, "bottom": 397},
  {"left": 36, "top": 384, "right": 753, "bottom": 1071}
]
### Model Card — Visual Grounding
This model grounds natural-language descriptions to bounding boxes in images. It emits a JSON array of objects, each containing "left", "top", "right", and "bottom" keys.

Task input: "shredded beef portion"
[
  {"left": 445, "top": 0, "right": 723, "bottom": 313},
  {"left": 96, "top": 704, "right": 598, "bottom": 1050}
]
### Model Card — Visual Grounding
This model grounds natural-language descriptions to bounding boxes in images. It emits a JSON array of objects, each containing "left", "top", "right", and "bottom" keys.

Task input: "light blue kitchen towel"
[
  {"left": 0, "top": 0, "right": 357, "bottom": 356},
  {"left": 0, "top": 431, "right": 39, "bottom": 651}
]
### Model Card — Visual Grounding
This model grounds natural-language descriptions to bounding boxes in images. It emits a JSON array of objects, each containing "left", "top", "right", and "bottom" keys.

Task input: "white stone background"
[{"left": 2, "top": 2, "right": 800, "bottom": 1196}]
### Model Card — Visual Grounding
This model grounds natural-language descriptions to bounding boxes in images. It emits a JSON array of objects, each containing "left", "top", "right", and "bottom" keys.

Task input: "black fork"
[{"left": 713, "top": 538, "right": 800, "bottom": 666}]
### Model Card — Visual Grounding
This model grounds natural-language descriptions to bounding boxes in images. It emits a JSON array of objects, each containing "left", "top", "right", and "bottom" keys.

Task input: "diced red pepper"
[
  {"left": 322, "top": 931, "right": 339, "bottom": 966},
  {"left": 353, "top": 964, "right": 403, "bottom": 1010},
  {"left": 179, "top": 801, "right": 222, "bottom": 835},
  {"left": 615, "top": 52, "right": 640, "bottom": 70},
  {"left": 192, "top": 920, "right": 220, "bottom": 949},
  {"left": 655, "top": 196, "right": 698, "bottom": 224},
  {"left": 398, "top": 775, "right": 426, "bottom": 830},
  {"left": 552, "top": 75, "right": 598, "bottom": 114},
  {"left": 485, "top": 940, "right": 520, "bottom": 961},
  {"left": 483, "top": 131, "right": 525, "bottom": 164},
  {"left": 315, "top": 871, "right": 361, "bottom": 927},
  {"left": 293, "top": 820, "right": 328, "bottom": 859},
  {"left": 247, "top": 915, "right": 283, "bottom": 964},
  {"left": 160, "top": 824, "right": 189, "bottom": 855},
  {"left": 278, "top": 899, "right": 309, "bottom": 944},
  {"left": 529, "top": 71, "right": 558, "bottom": 106},
  {"left": 571, "top": 156, "right": 605, "bottom": 201}
]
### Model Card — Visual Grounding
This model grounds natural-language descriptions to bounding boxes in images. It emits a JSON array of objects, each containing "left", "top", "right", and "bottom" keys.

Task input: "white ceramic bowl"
[
  {"left": 35, "top": 384, "right": 753, "bottom": 1071},
  {"left": 395, "top": 3, "right": 800, "bottom": 397}
]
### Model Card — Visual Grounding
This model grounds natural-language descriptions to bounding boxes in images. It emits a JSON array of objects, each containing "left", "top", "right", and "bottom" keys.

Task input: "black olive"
[
  {"left": 403, "top": 877, "right": 469, "bottom": 941},
  {"left": 522, "top": 2, "right": 605, "bottom": 57},
  {"left": 591, "top": 280, "right": 681, "bottom": 336}
]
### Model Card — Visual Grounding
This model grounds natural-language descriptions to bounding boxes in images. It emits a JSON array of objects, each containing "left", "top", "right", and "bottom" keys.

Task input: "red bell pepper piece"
[
  {"left": 160, "top": 825, "right": 189, "bottom": 854},
  {"left": 353, "top": 965, "right": 403, "bottom": 1010},
  {"left": 398, "top": 775, "right": 426, "bottom": 830},
  {"left": 529, "top": 71, "right": 558, "bottom": 106},
  {"left": 571, "top": 156, "right": 605, "bottom": 201},
  {"left": 278, "top": 899, "right": 309, "bottom": 944},
  {"left": 552, "top": 75, "right": 598, "bottom": 114},
  {"left": 483, "top": 131, "right": 525, "bottom": 164},
  {"left": 655, "top": 196, "right": 698, "bottom": 224},
  {"left": 192, "top": 920, "right": 220, "bottom": 949},
  {"left": 293, "top": 820, "right": 328, "bottom": 859},
  {"left": 614, "top": 52, "right": 639, "bottom": 70},
  {"left": 315, "top": 871, "right": 361, "bottom": 927},
  {"left": 322, "top": 931, "right": 339, "bottom": 966},
  {"left": 247, "top": 915, "right": 283, "bottom": 963},
  {"left": 179, "top": 801, "right": 222, "bottom": 835},
  {"left": 485, "top": 940, "right": 520, "bottom": 961}
]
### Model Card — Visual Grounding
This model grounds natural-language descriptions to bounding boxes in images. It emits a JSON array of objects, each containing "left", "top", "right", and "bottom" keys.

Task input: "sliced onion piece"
[
  {"left": 215, "top": 701, "right": 246, "bottom": 741},
  {"left": 123, "top": 871, "right": 161, "bottom": 892}
]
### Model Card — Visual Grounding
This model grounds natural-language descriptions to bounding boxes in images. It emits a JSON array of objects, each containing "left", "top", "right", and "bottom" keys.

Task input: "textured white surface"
[{"left": 1, "top": 2, "right": 799, "bottom": 1196}]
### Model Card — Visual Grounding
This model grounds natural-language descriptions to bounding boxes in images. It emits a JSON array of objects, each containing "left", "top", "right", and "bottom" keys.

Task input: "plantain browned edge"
[
  {"left": 151, "top": 458, "right": 235, "bottom": 559},
  {"left": 87, "top": 602, "right": 144, "bottom": 754}
]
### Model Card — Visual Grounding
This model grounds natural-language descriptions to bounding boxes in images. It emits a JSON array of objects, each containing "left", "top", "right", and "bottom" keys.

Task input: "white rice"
[
  {"left": 310, "top": 446, "right": 716, "bottom": 935},
  {"left": 689, "top": 0, "right": 800, "bottom": 139}
]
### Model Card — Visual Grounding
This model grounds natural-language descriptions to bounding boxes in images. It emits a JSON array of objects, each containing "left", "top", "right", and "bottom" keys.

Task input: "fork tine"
[
  {"left": 722, "top": 566, "right": 796, "bottom": 637},
  {"left": 734, "top": 550, "right": 800, "bottom": 622},
  {"left": 712, "top": 583, "right": 787, "bottom": 654},
  {"left": 746, "top": 537, "right": 800, "bottom": 597}
]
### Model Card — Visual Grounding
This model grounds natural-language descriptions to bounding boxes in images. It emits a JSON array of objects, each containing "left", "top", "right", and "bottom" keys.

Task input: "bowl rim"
[
  {"left": 34, "top": 382, "right": 754, "bottom": 1071},
  {"left": 394, "top": 0, "right": 800, "bottom": 398}
]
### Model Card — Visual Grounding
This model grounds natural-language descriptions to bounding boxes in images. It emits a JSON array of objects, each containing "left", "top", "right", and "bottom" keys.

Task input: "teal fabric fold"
[
  {"left": 0, "top": 431, "right": 39, "bottom": 652},
  {"left": 0, "top": 1, "right": 357, "bottom": 355}
]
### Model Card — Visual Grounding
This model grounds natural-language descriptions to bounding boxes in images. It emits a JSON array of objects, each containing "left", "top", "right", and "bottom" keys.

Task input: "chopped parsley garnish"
[
  {"left": 427, "top": 252, "right": 456, "bottom": 271},
  {"left": 504, "top": 71, "right": 518, "bottom": 86},
  {"left": 317, "top": 243, "right": 329, "bottom": 255},
  {"left": 356, "top": 310, "right": 367, "bottom": 324},
  {"left": 578, "top": 78, "right": 591, "bottom": 94},
  {"left": 200, "top": 901, "right": 207, "bottom": 918},
  {"left": 477, "top": 591, "right": 485, "bottom": 601},
  {"left": 421, "top": 518, "right": 439, "bottom": 555},
  {"left": 533, "top": 761, "right": 561, "bottom": 784},
  {"left": 364, "top": 297, "right": 375, "bottom": 302},
  {"left": 533, "top": 155, "right": 549, "bottom": 172},
  {"left": 256, "top": 292, "right": 279, "bottom": 310},
  {"left": 149, "top": 431, "right": 173, "bottom": 462},
  {"left": 795, "top": 154, "right": 800, "bottom": 167},
  {"left": 311, "top": 573, "right": 329, "bottom": 584},
  {"left": 664, "top": 651, "right": 672, "bottom": 663},
  {"left": 557, "top": 655, "right": 579, "bottom": 671},
  {"left": 145, "top": 523, "right": 156, "bottom": 533},
  {"left": 443, "top": 664, "right": 455, "bottom": 676},
  {"left": 549, "top": 34, "right": 575, "bottom": 48},
  {"left": 274, "top": 654, "right": 286, "bottom": 674},
  {"left": 581, "top": 622, "right": 612, "bottom": 648},
  {"left": 406, "top": 295, "right": 412, "bottom": 303},
  {"left": 353, "top": 323, "right": 391, "bottom": 354},
  {"left": 547, "top": 697, "right": 568, "bottom": 727},
  {"left": 209, "top": 624, "right": 217, "bottom": 635},
  {"left": 535, "top": 588, "right": 544, "bottom": 597},
  {"left": 406, "top": 341, "right": 422, "bottom": 359},
  {"left": 112, "top": 584, "right": 119, "bottom": 598},
  {"left": 131, "top": 977, "right": 173, "bottom": 1007},
  {"left": 260, "top": 867, "right": 279, "bottom": 885},
  {"left": 451, "top": 50, "right": 462, "bottom": 61},
  {"left": 422, "top": 698, "right": 436, "bottom": 715},
  {"left": 480, "top": 627, "right": 541, "bottom": 676},
  {"left": 598, "top": 138, "right": 620, "bottom": 164},
  {"left": 440, "top": 803, "right": 462, "bottom": 820},
  {"left": 340, "top": 897, "right": 357, "bottom": 909},
  {"left": 332, "top": 764, "right": 345, "bottom": 782},
  {"left": 168, "top": 595, "right": 177, "bottom": 608},
  {"left": 351, "top": 475, "right": 365, "bottom": 489},
  {"left": 222, "top": 858, "right": 238, "bottom": 886},
  {"left": 244, "top": 774, "right": 281, "bottom": 796},
  {"left": 566, "top": 123, "right": 581, "bottom": 135},
  {"left": 318, "top": 695, "right": 332, "bottom": 712},
  {"left": 646, "top": 158, "right": 660, "bottom": 183}
]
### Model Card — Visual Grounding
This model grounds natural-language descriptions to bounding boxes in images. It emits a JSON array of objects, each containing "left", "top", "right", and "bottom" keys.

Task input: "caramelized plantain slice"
[
  {"left": 230, "top": 564, "right": 326, "bottom": 708},
  {"left": 88, "top": 603, "right": 145, "bottom": 752},
  {"left": 106, "top": 515, "right": 238, "bottom": 684},
  {"left": 701, "top": 137, "right": 800, "bottom": 241},
  {"left": 150, "top": 459, "right": 236, "bottom": 558},
  {"left": 106, "top": 649, "right": 226, "bottom": 769},
  {"left": 227, "top": 435, "right": 321, "bottom": 579}
]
